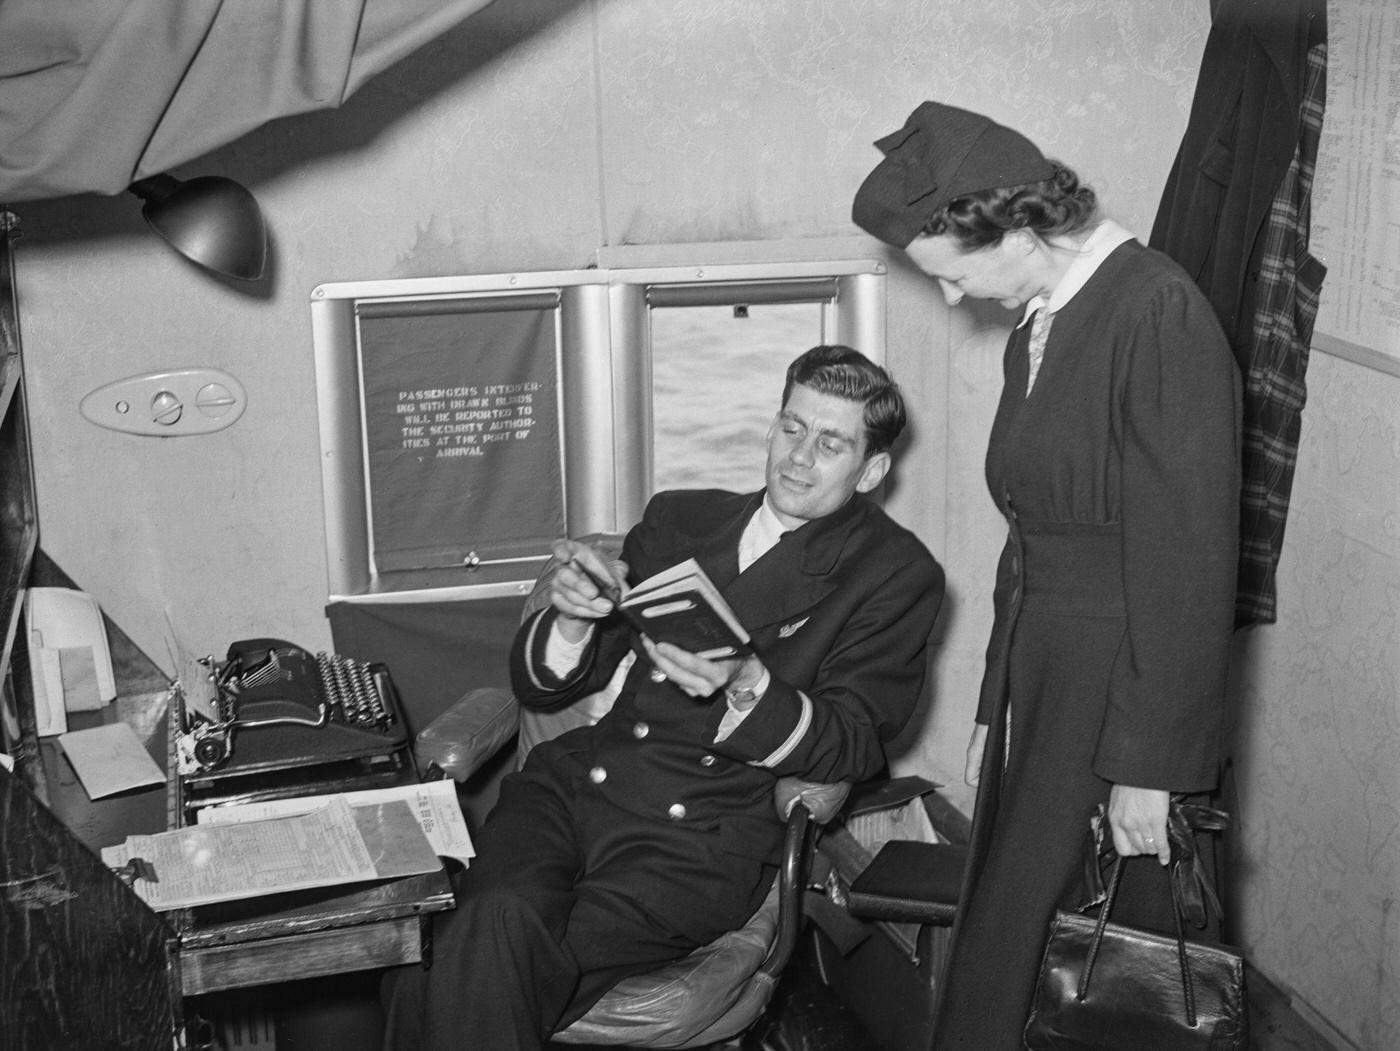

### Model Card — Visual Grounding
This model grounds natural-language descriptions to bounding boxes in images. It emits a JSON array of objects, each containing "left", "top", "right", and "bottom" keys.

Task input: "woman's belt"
[{"left": 1014, "top": 521, "right": 1126, "bottom": 617}]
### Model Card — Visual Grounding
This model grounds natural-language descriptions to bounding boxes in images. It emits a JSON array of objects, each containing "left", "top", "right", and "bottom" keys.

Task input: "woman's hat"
[{"left": 852, "top": 101, "right": 1055, "bottom": 248}]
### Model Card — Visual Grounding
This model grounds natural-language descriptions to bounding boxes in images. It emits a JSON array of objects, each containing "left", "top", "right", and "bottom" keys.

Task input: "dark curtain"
[{"left": 0, "top": 0, "right": 495, "bottom": 203}]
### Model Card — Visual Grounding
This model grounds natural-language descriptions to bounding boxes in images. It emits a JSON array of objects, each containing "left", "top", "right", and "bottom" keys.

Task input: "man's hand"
[
  {"left": 549, "top": 539, "right": 628, "bottom": 643},
  {"left": 643, "top": 639, "right": 764, "bottom": 704},
  {"left": 1107, "top": 783, "right": 1171, "bottom": 865}
]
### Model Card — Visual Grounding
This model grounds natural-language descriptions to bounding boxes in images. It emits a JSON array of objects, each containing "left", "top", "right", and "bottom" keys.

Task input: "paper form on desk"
[
  {"left": 101, "top": 796, "right": 439, "bottom": 911},
  {"left": 58, "top": 720, "right": 166, "bottom": 798},
  {"left": 196, "top": 779, "right": 476, "bottom": 867}
]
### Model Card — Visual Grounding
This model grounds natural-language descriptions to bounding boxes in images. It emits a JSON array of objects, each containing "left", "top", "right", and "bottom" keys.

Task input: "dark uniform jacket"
[{"left": 510, "top": 487, "right": 943, "bottom": 867}]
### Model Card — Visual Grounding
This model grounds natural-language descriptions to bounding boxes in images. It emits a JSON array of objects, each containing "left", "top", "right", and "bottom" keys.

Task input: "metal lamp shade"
[{"left": 129, "top": 173, "right": 267, "bottom": 282}]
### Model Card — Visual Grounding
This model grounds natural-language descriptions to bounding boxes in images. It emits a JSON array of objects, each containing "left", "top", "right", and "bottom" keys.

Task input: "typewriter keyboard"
[{"left": 316, "top": 651, "right": 394, "bottom": 729}]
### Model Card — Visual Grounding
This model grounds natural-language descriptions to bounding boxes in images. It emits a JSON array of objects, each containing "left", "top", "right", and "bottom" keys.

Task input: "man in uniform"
[{"left": 383, "top": 344, "right": 944, "bottom": 1051}]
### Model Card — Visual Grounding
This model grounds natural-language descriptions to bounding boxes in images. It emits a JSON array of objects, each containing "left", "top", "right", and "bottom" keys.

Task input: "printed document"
[
  {"left": 197, "top": 779, "right": 475, "bottom": 866},
  {"left": 102, "top": 796, "right": 434, "bottom": 911}
]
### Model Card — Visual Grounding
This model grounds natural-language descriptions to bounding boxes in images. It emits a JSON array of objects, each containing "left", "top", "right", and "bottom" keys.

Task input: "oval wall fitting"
[{"left": 80, "top": 367, "right": 247, "bottom": 436}]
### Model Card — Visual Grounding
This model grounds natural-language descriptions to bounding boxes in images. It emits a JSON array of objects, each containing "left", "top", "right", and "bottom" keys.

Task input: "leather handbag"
[{"left": 1023, "top": 801, "right": 1248, "bottom": 1050}]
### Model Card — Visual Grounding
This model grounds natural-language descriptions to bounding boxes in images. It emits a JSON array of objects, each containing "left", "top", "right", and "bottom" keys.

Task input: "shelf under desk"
[{"left": 178, "top": 869, "right": 455, "bottom": 996}]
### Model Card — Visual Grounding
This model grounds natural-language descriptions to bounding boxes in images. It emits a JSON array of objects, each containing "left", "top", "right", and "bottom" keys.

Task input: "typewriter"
[{"left": 175, "top": 638, "right": 413, "bottom": 811}]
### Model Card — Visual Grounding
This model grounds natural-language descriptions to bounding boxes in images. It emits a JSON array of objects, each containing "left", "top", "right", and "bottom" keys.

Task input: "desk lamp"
[{"left": 128, "top": 173, "right": 267, "bottom": 282}]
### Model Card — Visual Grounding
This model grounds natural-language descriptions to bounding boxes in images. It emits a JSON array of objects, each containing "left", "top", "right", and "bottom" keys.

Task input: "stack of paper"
[{"left": 102, "top": 781, "right": 473, "bottom": 912}]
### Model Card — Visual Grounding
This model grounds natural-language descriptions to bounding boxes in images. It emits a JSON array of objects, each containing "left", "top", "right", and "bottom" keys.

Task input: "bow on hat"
[{"left": 874, "top": 120, "right": 947, "bottom": 211}]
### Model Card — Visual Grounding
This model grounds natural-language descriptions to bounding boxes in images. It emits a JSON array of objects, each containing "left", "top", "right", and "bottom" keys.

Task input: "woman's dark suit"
[{"left": 933, "top": 240, "right": 1240, "bottom": 1051}]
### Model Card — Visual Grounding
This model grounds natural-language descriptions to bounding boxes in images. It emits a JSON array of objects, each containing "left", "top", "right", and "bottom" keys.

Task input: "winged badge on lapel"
[{"left": 777, "top": 617, "right": 810, "bottom": 639}]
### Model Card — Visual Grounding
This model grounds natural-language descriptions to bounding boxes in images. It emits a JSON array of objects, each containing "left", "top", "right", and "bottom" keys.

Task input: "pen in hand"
[{"left": 573, "top": 555, "right": 622, "bottom": 607}]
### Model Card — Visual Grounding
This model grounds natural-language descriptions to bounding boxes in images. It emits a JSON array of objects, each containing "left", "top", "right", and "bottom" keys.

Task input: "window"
[
  {"left": 650, "top": 301, "right": 821, "bottom": 493},
  {"left": 310, "top": 249, "right": 884, "bottom": 603}
]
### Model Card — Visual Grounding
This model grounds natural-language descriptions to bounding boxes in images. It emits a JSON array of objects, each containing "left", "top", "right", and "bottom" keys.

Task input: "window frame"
[{"left": 309, "top": 250, "right": 885, "bottom": 605}]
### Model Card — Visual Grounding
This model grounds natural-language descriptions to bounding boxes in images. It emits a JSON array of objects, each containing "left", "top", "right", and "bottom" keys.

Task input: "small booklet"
[{"left": 617, "top": 557, "right": 752, "bottom": 660}]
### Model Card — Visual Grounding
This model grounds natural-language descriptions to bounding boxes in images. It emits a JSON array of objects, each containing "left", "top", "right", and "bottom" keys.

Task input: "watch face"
[{"left": 726, "top": 688, "right": 756, "bottom": 704}]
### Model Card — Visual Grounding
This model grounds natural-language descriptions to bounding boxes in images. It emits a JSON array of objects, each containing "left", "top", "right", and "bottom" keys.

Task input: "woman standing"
[{"left": 852, "top": 101, "right": 1240, "bottom": 1049}]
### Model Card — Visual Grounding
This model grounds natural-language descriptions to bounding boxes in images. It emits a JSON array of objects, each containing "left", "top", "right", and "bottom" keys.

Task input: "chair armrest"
[
  {"left": 413, "top": 686, "right": 519, "bottom": 782},
  {"left": 757, "top": 777, "right": 863, "bottom": 978},
  {"left": 773, "top": 778, "right": 851, "bottom": 824},
  {"left": 837, "top": 839, "right": 964, "bottom": 925},
  {"left": 760, "top": 796, "right": 818, "bottom": 981},
  {"left": 754, "top": 780, "right": 852, "bottom": 979}
]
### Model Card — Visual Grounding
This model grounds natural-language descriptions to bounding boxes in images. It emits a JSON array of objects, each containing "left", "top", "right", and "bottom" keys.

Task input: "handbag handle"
[
  {"left": 1076, "top": 800, "right": 1230, "bottom": 1026},
  {"left": 1076, "top": 853, "right": 1199, "bottom": 1026},
  {"left": 1082, "top": 799, "right": 1228, "bottom": 928}
]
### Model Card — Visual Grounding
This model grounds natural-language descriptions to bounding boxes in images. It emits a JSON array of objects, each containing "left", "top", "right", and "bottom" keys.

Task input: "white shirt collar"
[
  {"left": 739, "top": 495, "right": 791, "bottom": 572},
  {"left": 1018, "top": 219, "right": 1136, "bottom": 328}
]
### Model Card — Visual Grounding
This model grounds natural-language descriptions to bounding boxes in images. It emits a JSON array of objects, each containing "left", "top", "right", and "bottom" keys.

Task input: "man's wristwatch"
[
  {"left": 723, "top": 664, "right": 768, "bottom": 708},
  {"left": 724, "top": 684, "right": 758, "bottom": 706}
]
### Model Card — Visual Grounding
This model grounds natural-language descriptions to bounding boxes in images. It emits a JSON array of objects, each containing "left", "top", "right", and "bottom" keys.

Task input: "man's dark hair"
[
  {"left": 920, "top": 161, "right": 1098, "bottom": 250},
  {"left": 782, "top": 345, "right": 906, "bottom": 455}
]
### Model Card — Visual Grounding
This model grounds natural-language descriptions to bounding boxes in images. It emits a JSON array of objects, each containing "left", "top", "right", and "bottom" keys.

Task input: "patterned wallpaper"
[
  {"left": 9, "top": 1, "right": 1395, "bottom": 1046},
  {"left": 1230, "top": 349, "right": 1400, "bottom": 1049}
]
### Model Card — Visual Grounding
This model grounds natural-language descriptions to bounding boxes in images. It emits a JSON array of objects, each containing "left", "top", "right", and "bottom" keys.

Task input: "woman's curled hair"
[{"left": 921, "top": 162, "right": 1098, "bottom": 250}]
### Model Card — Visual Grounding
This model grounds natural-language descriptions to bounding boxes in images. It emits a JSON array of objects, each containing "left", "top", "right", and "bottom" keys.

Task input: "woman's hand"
[
  {"left": 965, "top": 723, "right": 988, "bottom": 786},
  {"left": 1107, "top": 783, "right": 1171, "bottom": 865}
]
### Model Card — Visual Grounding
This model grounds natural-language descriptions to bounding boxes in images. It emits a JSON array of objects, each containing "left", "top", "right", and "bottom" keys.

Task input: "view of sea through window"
[{"left": 650, "top": 302, "right": 821, "bottom": 494}]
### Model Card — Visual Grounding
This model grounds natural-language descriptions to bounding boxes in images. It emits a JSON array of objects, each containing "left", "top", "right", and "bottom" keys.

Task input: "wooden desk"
[
  {"left": 1, "top": 759, "right": 179, "bottom": 1051},
  {"left": 21, "top": 691, "right": 455, "bottom": 1004},
  {"left": 165, "top": 692, "right": 456, "bottom": 997}
]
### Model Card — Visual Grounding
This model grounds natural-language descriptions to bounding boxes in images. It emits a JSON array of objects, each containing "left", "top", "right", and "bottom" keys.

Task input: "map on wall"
[{"left": 1310, "top": 0, "right": 1400, "bottom": 372}]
